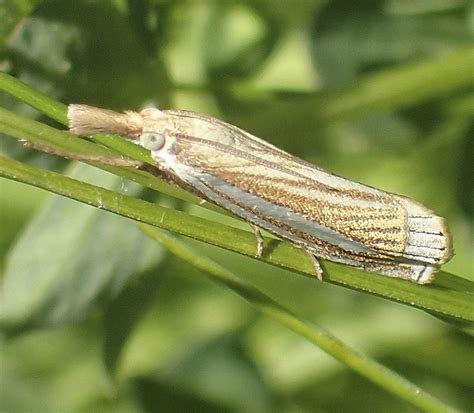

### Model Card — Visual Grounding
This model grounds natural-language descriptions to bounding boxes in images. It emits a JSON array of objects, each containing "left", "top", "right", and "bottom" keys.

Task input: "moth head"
[
  {"left": 139, "top": 132, "right": 166, "bottom": 152},
  {"left": 68, "top": 104, "right": 144, "bottom": 138}
]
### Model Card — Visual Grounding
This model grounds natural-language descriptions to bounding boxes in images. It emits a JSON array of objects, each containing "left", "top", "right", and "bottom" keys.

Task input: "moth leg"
[
  {"left": 23, "top": 141, "right": 142, "bottom": 167},
  {"left": 308, "top": 253, "right": 324, "bottom": 281},
  {"left": 250, "top": 224, "right": 264, "bottom": 258},
  {"left": 136, "top": 162, "right": 163, "bottom": 176}
]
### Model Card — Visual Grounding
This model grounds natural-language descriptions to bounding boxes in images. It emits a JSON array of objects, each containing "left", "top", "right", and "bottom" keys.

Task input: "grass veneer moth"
[{"left": 67, "top": 104, "right": 453, "bottom": 284}]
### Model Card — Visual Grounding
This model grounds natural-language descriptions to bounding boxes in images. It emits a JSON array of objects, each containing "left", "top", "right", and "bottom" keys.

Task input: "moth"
[{"left": 67, "top": 104, "right": 453, "bottom": 284}]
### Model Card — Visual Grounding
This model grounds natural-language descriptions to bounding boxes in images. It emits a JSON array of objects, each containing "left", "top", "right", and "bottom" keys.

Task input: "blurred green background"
[{"left": 1, "top": 0, "right": 473, "bottom": 412}]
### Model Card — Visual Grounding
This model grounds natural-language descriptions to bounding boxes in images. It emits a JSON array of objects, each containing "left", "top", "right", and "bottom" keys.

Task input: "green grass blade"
[
  {"left": 137, "top": 225, "right": 461, "bottom": 413},
  {"left": 0, "top": 154, "right": 472, "bottom": 324}
]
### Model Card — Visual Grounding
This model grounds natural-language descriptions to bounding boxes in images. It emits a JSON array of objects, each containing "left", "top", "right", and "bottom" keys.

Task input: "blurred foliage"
[{"left": 0, "top": 0, "right": 473, "bottom": 412}]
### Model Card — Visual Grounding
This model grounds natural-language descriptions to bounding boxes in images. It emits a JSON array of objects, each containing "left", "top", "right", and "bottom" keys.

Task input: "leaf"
[
  {"left": 311, "top": 0, "right": 472, "bottom": 87},
  {"left": 155, "top": 333, "right": 271, "bottom": 411},
  {"left": 6, "top": 0, "right": 171, "bottom": 108},
  {"left": 0, "top": 0, "right": 45, "bottom": 54},
  {"left": 133, "top": 377, "right": 230, "bottom": 413},
  {"left": 0, "top": 163, "right": 164, "bottom": 329},
  {"left": 103, "top": 267, "right": 164, "bottom": 378}
]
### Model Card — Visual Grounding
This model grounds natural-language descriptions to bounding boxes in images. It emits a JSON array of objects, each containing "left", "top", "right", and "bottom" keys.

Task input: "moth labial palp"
[{"left": 67, "top": 104, "right": 453, "bottom": 284}]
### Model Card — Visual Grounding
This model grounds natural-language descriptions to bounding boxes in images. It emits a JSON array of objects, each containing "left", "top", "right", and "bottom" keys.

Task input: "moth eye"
[{"left": 140, "top": 132, "right": 165, "bottom": 151}]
